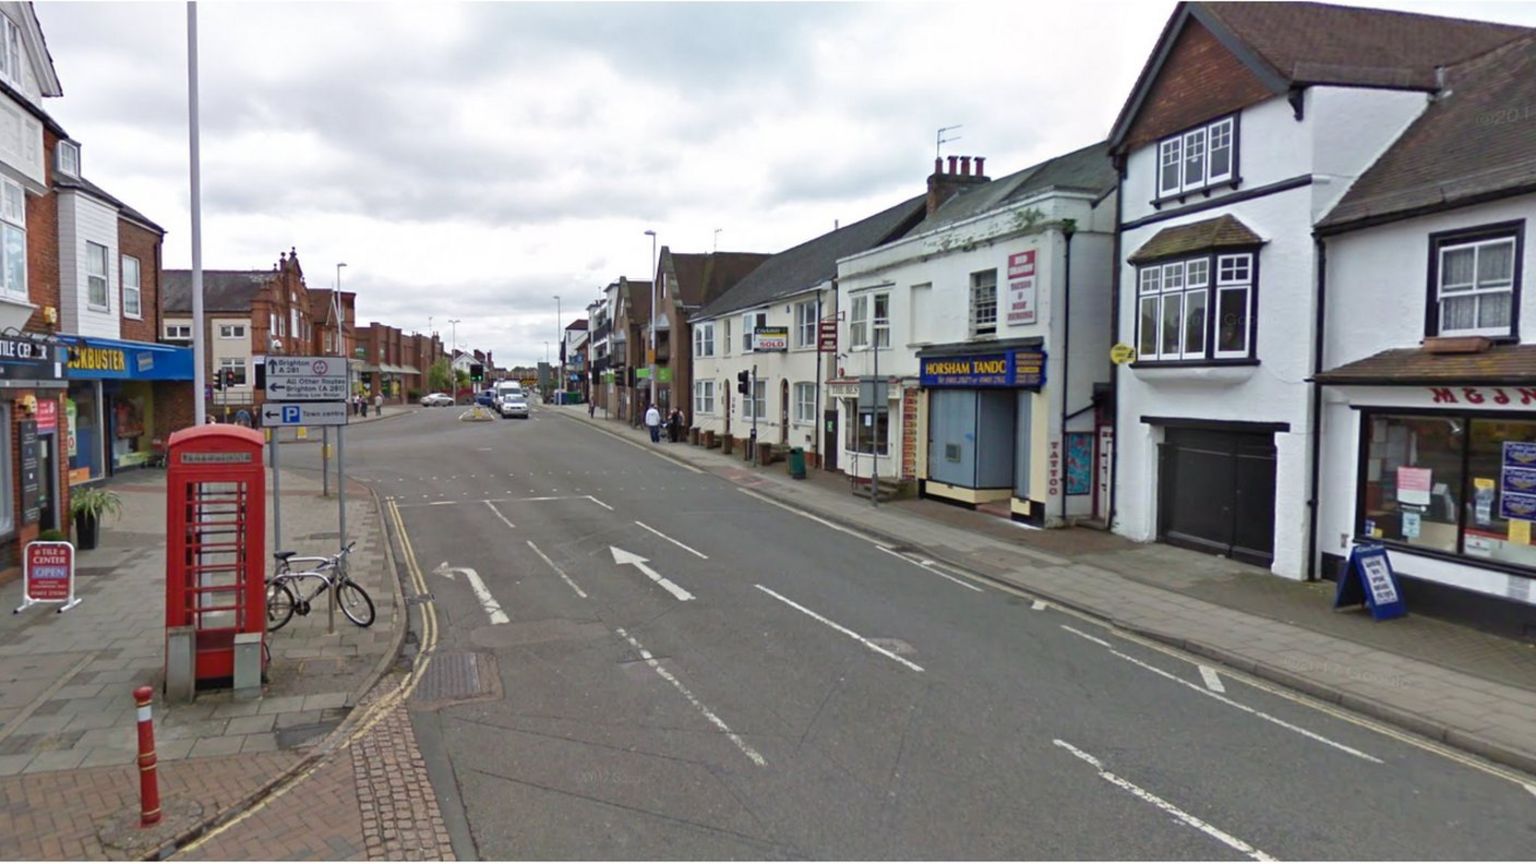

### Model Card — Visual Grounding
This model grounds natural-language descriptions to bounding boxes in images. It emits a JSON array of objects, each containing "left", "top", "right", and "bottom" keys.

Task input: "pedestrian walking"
[
  {"left": 360, "top": 394, "right": 368, "bottom": 417},
  {"left": 588, "top": 399, "right": 596, "bottom": 418},
  {"left": 374, "top": 392, "right": 384, "bottom": 416},
  {"left": 668, "top": 408, "right": 683, "bottom": 443},
  {"left": 645, "top": 403, "right": 661, "bottom": 443}
]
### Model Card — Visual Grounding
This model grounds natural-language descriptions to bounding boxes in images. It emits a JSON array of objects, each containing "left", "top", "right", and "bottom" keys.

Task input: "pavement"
[
  {"left": 559, "top": 405, "right": 1536, "bottom": 778},
  {"left": 0, "top": 461, "right": 411, "bottom": 860}
]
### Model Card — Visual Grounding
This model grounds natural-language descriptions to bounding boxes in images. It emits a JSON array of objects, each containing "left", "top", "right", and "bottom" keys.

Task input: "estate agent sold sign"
[{"left": 14, "top": 541, "right": 81, "bottom": 613}]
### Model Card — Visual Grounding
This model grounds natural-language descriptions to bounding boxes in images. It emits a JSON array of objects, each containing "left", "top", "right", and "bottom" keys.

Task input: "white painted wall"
[
  {"left": 1308, "top": 87, "right": 1428, "bottom": 221},
  {"left": 57, "top": 190, "right": 120, "bottom": 339},
  {"left": 1317, "top": 193, "right": 1536, "bottom": 602}
]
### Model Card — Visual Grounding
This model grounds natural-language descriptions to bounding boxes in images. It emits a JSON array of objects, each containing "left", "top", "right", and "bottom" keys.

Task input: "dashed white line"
[
  {"left": 615, "top": 627, "right": 764, "bottom": 766},
  {"left": 1053, "top": 740, "right": 1275, "bottom": 862},
  {"left": 1061, "top": 624, "right": 1112, "bottom": 648},
  {"left": 875, "top": 546, "right": 981, "bottom": 592},
  {"left": 526, "top": 540, "right": 587, "bottom": 599},
  {"left": 635, "top": 521, "right": 709, "bottom": 559},
  {"left": 483, "top": 501, "right": 516, "bottom": 530},
  {"left": 754, "top": 584, "right": 923, "bottom": 672},
  {"left": 1199, "top": 665, "right": 1226, "bottom": 693},
  {"left": 587, "top": 496, "right": 614, "bottom": 511},
  {"left": 1525, "top": 782, "right": 1536, "bottom": 799}
]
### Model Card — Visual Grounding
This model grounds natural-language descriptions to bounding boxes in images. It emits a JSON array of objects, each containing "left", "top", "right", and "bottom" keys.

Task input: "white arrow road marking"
[
  {"left": 1053, "top": 740, "right": 1276, "bottom": 861},
  {"left": 1199, "top": 665, "right": 1226, "bottom": 693},
  {"left": 526, "top": 541, "right": 586, "bottom": 599},
  {"left": 615, "top": 627, "right": 764, "bottom": 767},
  {"left": 434, "top": 562, "right": 510, "bottom": 624},
  {"left": 634, "top": 521, "right": 709, "bottom": 560},
  {"left": 609, "top": 546, "right": 694, "bottom": 601},
  {"left": 755, "top": 584, "right": 924, "bottom": 673},
  {"left": 483, "top": 501, "right": 516, "bottom": 529},
  {"left": 1525, "top": 783, "right": 1536, "bottom": 799}
]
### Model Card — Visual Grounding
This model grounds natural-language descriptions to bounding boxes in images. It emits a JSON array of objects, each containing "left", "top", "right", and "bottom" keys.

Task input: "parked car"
[
  {"left": 498, "top": 393, "right": 529, "bottom": 419},
  {"left": 419, "top": 392, "right": 454, "bottom": 407}
]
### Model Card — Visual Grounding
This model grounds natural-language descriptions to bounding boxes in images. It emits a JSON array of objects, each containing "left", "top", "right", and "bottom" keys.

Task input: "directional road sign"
[
  {"left": 261, "top": 401, "right": 349, "bottom": 428},
  {"left": 263, "top": 356, "right": 349, "bottom": 401}
]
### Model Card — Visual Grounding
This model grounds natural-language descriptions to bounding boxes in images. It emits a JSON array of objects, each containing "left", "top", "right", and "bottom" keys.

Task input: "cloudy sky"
[{"left": 31, "top": 0, "right": 1536, "bottom": 367}]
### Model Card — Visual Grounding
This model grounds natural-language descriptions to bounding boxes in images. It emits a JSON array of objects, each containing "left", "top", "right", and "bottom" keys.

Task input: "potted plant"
[
  {"left": 37, "top": 529, "right": 66, "bottom": 542},
  {"left": 70, "top": 487, "right": 122, "bottom": 551}
]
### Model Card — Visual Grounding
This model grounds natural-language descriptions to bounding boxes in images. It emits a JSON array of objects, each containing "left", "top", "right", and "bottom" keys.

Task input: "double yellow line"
[{"left": 176, "top": 498, "right": 438, "bottom": 856}]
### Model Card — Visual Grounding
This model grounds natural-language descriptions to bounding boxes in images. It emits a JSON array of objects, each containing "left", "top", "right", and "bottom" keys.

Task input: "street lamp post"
[
  {"left": 324, "top": 262, "right": 347, "bottom": 497},
  {"left": 644, "top": 229, "right": 657, "bottom": 407},
  {"left": 448, "top": 318, "right": 461, "bottom": 401},
  {"left": 553, "top": 294, "right": 561, "bottom": 404}
]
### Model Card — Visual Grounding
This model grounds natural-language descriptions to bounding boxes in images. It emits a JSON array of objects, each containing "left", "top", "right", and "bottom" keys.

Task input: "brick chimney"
[{"left": 926, "top": 154, "right": 990, "bottom": 217}]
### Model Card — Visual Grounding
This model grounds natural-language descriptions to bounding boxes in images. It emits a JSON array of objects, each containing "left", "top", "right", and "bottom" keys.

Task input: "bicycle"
[{"left": 266, "top": 542, "right": 375, "bottom": 631}]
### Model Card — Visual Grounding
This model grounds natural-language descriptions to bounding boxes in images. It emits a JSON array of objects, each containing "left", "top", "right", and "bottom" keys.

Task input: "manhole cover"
[{"left": 411, "top": 652, "right": 499, "bottom": 707}]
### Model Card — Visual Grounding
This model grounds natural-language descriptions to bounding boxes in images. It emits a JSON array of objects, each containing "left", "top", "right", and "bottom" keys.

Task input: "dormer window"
[
  {"left": 1157, "top": 115, "right": 1237, "bottom": 201},
  {"left": 56, "top": 140, "right": 79, "bottom": 178}
]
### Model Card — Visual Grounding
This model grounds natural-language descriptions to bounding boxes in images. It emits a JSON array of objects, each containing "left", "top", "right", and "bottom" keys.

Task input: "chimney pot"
[
  {"left": 947, "top": 155, "right": 958, "bottom": 174},
  {"left": 960, "top": 156, "right": 972, "bottom": 176},
  {"left": 975, "top": 157, "right": 986, "bottom": 176},
  {"left": 934, "top": 156, "right": 943, "bottom": 175}
]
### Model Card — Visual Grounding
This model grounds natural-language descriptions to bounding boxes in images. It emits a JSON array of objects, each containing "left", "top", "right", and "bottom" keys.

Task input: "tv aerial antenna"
[{"left": 936, "top": 125, "right": 963, "bottom": 159}]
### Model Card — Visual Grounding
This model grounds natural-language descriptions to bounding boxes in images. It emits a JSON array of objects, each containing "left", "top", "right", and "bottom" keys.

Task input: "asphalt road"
[{"left": 280, "top": 404, "right": 1536, "bottom": 860}]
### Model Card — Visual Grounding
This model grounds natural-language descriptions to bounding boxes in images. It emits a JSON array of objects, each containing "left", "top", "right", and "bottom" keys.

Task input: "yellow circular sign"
[{"left": 1109, "top": 343, "right": 1137, "bottom": 365}]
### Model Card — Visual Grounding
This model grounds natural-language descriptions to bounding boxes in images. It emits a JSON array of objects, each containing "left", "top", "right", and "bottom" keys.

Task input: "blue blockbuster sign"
[
  {"left": 919, "top": 349, "right": 1047, "bottom": 389},
  {"left": 61, "top": 336, "right": 194, "bottom": 381}
]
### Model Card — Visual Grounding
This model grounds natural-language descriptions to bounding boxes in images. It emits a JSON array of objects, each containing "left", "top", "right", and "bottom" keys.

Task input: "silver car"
[
  {"left": 419, "top": 392, "right": 455, "bottom": 407},
  {"left": 498, "top": 395, "right": 529, "bottom": 418}
]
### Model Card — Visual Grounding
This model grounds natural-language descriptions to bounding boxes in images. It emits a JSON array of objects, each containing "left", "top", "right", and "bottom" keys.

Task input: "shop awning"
[
  {"left": 353, "top": 361, "right": 381, "bottom": 373},
  {"left": 61, "top": 335, "right": 193, "bottom": 380},
  {"left": 399, "top": 364, "right": 421, "bottom": 375},
  {"left": 1314, "top": 340, "right": 1536, "bottom": 386}
]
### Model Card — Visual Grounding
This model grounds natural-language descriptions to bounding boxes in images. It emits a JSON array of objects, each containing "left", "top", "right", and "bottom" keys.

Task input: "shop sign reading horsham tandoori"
[{"left": 920, "top": 349, "right": 1046, "bottom": 389}]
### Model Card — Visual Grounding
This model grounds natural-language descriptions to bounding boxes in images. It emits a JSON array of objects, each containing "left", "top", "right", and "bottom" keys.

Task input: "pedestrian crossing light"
[
  {"left": 736, "top": 369, "right": 750, "bottom": 395},
  {"left": 470, "top": 363, "right": 484, "bottom": 382}
]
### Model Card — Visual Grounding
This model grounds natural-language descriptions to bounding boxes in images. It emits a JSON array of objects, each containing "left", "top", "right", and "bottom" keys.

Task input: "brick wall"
[
  {"left": 154, "top": 380, "right": 195, "bottom": 442},
  {"left": 24, "top": 129, "right": 61, "bottom": 335},
  {"left": 1122, "top": 19, "right": 1273, "bottom": 153},
  {"left": 901, "top": 386, "right": 918, "bottom": 480},
  {"left": 118, "top": 219, "right": 161, "bottom": 343}
]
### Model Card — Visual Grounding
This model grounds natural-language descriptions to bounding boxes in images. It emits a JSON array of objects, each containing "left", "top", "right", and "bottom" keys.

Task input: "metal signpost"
[{"left": 259, "top": 356, "right": 351, "bottom": 633}]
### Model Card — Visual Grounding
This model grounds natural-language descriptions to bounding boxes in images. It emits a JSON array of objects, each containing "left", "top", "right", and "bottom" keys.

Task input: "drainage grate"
[{"left": 411, "top": 652, "right": 498, "bottom": 706}]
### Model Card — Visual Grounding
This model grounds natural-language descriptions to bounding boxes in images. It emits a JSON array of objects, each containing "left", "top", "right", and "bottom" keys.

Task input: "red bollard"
[{"left": 133, "top": 686, "right": 161, "bottom": 827}]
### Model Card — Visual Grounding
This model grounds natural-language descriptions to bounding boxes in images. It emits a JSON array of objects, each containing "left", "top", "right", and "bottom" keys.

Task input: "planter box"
[
  {"left": 688, "top": 427, "right": 701, "bottom": 446},
  {"left": 703, "top": 430, "right": 718, "bottom": 449}
]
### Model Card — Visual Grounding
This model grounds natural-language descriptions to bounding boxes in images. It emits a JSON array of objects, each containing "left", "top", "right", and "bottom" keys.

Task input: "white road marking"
[
  {"left": 615, "top": 627, "right": 764, "bottom": 766},
  {"left": 433, "top": 562, "right": 510, "bottom": 625},
  {"left": 483, "top": 501, "right": 516, "bottom": 530},
  {"left": 1525, "top": 782, "right": 1536, "bottom": 799},
  {"left": 1053, "top": 740, "right": 1275, "bottom": 862},
  {"left": 427, "top": 500, "right": 454, "bottom": 506},
  {"left": 1031, "top": 599, "right": 1047, "bottom": 611},
  {"left": 1199, "top": 665, "right": 1226, "bottom": 693},
  {"left": 610, "top": 546, "right": 694, "bottom": 601},
  {"left": 526, "top": 541, "right": 587, "bottom": 599},
  {"left": 634, "top": 521, "right": 709, "bottom": 559},
  {"left": 754, "top": 584, "right": 924, "bottom": 672},
  {"left": 875, "top": 546, "right": 981, "bottom": 592},
  {"left": 1060, "top": 624, "right": 1112, "bottom": 648},
  {"left": 737, "top": 487, "right": 886, "bottom": 545}
]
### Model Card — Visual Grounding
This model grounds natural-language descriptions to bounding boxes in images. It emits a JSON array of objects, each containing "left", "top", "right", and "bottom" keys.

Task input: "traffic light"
[
  {"left": 470, "top": 363, "right": 484, "bottom": 382},
  {"left": 736, "top": 369, "right": 750, "bottom": 395},
  {"left": 213, "top": 371, "right": 223, "bottom": 391}
]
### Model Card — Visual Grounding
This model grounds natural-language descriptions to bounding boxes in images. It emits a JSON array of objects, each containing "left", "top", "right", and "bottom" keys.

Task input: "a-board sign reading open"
[
  {"left": 14, "top": 541, "right": 80, "bottom": 614},
  {"left": 1333, "top": 544, "right": 1407, "bottom": 621}
]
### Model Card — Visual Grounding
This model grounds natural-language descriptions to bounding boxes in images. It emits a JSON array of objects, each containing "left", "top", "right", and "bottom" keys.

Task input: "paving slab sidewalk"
[
  {"left": 558, "top": 405, "right": 1536, "bottom": 777},
  {"left": 0, "top": 465, "right": 404, "bottom": 858}
]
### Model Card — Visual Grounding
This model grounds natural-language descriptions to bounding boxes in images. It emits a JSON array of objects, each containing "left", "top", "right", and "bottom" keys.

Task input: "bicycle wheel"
[
  {"left": 337, "top": 580, "right": 376, "bottom": 628},
  {"left": 266, "top": 580, "right": 296, "bottom": 631}
]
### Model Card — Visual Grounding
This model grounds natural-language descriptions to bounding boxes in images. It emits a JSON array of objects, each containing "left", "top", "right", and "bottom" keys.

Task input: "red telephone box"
[{"left": 165, "top": 424, "right": 266, "bottom": 684}]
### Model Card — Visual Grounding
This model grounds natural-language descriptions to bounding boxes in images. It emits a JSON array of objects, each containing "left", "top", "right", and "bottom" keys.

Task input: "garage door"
[{"left": 1157, "top": 427, "right": 1275, "bottom": 567}]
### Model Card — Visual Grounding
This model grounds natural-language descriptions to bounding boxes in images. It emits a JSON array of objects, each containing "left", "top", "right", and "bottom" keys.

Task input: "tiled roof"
[
  {"left": 1319, "top": 34, "right": 1536, "bottom": 230},
  {"left": 55, "top": 175, "right": 165, "bottom": 233},
  {"left": 1127, "top": 214, "right": 1263, "bottom": 263},
  {"left": 694, "top": 193, "right": 926, "bottom": 320},
  {"left": 669, "top": 251, "right": 772, "bottom": 308},
  {"left": 1315, "top": 343, "right": 1536, "bottom": 385},
  {"left": 162, "top": 270, "right": 272, "bottom": 313},
  {"left": 911, "top": 141, "right": 1115, "bottom": 235},
  {"left": 1201, "top": 1, "right": 1530, "bottom": 90}
]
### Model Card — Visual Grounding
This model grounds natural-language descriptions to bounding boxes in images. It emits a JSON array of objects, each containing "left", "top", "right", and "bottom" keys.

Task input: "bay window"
[
  {"left": 1135, "top": 251, "right": 1253, "bottom": 363},
  {"left": 1157, "top": 115, "right": 1237, "bottom": 200},
  {"left": 1360, "top": 412, "right": 1536, "bottom": 569},
  {"left": 1430, "top": 222, "right": 1522, "bottom": 339}
]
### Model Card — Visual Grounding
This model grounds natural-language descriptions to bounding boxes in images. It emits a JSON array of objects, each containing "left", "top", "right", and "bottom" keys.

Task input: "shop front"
[
  {"left": 62, "top": 336, "right": 193, "bottom": 482},
  {"left": 1316, "top": 368, "right": 1536, "bottom": 619},
  {"left": 0, "top": 333, "right": 70, "bottom": 572},
  {"left": 916, "top": 339, "right": 1048, "bottom": 523}
]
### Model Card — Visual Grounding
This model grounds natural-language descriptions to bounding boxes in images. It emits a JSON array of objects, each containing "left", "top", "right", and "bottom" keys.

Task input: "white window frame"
[
  {"left": 1436, "top": 236, "right": 1518, "bottom": 338},
  {"left": 217, "top": 357, "right": 248, "bottom": 387},
  {"left": 86, "top": 241, "right": 110, "bottom": 311},
  {"left": 850, "top": 294, "right": 870, "bottom": 350},
  {"left": 970, "top": 270, "right": 997, "bottom": 338},
  {"left": 694, "top": 322, "right": 715, "bottom": 358},
  {"left": 1213, "top": 253, "right": 1254, "bottom": 359},
  {"left": 794, "top": 300, "right": 817, "bottom": 348},
  {"left": 0, "top": 16, "right": 20, "bottom": 88},
  {"left": 121, "top": 254, "right": 141, "bottom": 319},
  {"left": 218, "top": 324, "right": 247, "bottom": 339},
  {"left": 723, "top": 318, "right": 731, "bottom": 355},
  {"left": 0, "top": 403, "right": 11, "bottom": 536},
  {"left": 1158, "top": 116, "right": 1237, "bottom": 198},
  {"left": 873, "top": 292, "right": 891, "bottom": 349},
  {"left": 0, "top": 177, "right": 24, "bottom": 301},
  {"left": 694, "top": 380, "right": 715, "bottom": 415},
  {"left": 742, "top": 379, "right": 766, "bottom": 420},
  {"left": 164, "top": 324, "right": 191, "bottom": 340},
  {"left": 793, "top": 382, "right": 816, "bottom": 424},
  {"left": 57, "top": 140, "right": 80, "bottom": 179},
  {"left": 1137, "top": 255, "right": 1237, "bottom": 362}
]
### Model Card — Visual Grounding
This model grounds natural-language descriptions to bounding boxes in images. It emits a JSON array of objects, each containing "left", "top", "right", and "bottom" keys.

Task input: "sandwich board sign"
[
  {"left": 1333, "top": 544, "right": 1406, "bottom": 621},
  {"left": 13, "top": 541, "right": 81, "bottom": 613}
]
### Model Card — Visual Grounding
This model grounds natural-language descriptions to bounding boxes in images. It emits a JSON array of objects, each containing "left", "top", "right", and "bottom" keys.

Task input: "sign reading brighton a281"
[{"left": 262, "top": 356, "right": 349, "bottom": 401}]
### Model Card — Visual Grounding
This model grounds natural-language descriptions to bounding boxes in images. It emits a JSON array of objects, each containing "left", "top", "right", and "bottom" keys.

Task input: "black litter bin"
[{"left": 788, "top": 446, "right": 806, "bottom": 479}]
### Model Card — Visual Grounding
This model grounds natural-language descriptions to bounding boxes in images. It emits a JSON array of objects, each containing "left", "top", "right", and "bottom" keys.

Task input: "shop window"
[
  {"left": 0, "top": 403, "right": 11, "bottom": 536},
  {"left": 1428, "top": 222, "right": 1522, "bottom": 339},
  {"left": 845, "top": 403, "right": 889, "bottom": 455},
  {"left": 1359, "top": 413, "right": 1536, "bottom": 568}
]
